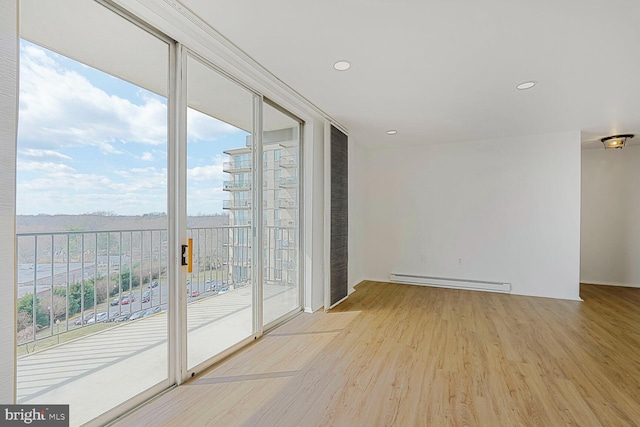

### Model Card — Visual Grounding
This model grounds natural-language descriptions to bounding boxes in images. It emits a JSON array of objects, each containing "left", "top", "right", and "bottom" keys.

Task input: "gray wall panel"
[{"left": 330, "top": 125, "right": 348, "bottom": 306}]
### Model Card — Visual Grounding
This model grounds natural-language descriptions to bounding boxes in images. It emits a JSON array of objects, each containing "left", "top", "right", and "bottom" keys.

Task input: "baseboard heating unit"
[{"left": 389, "top": 273, "right": 511, "bottom": 294}]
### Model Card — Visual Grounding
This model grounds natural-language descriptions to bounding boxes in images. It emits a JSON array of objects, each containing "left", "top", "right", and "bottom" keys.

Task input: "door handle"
[{"left": 181, "top": 238, "right": 193, "bottom": 273}]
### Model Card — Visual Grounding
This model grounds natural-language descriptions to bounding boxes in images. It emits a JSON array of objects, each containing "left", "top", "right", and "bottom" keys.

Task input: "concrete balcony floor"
[{"left": 17, "top": 283, "right": 300, "bottom": 426}]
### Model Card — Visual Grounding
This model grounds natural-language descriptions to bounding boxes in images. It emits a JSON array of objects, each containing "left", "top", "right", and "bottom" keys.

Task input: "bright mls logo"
[{"left": 1, "top": 405, "right": 68, "bottom": 426}]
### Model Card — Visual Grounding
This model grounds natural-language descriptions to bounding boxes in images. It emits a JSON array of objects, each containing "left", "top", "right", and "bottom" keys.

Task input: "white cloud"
[
  {"left": 18, "top": 149, "right": 73, "bottom": 162},
  {"left": 18, "top": 161, "right": 76, "bottom": 174},
  {"left": 15, "top": 42, "right": 241, "bottom": 216},
  {"left": 18, "top": 43, "right": 167, "bottom": 154},
  {"left": 17, "top": 163, "right": 168, "bottom": 215},
  {"left": 187, "top": 155, "right": 226, "bottom": 183},
  {"left": 186, "top": 187, "right": 226, "bottom": 216}
]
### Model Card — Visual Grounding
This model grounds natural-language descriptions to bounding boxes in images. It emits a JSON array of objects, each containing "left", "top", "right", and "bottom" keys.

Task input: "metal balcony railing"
[
  {"left": 279, "top": 177, "right": 298, "bottom": 188},
  {"left": 280, "top": 219, "right": 296, "bottom": 228},
  {"left": 223, "top": 180, "right": 251, "bottom": 191},
  {"left": 223, "top": 160, "right": 252, "bottom": 172},
  {"left": 15, "top": 228, "right": 171, "bottom": 347},
  {"left": 279, "top": 155, "right": 297, "bottom": 168},
  {"left": 278, "top": 238, "right": 296, "bottom": 249},
  {"left": 282, "top": 260, "right": 296, "bottom": 271},
  {"left": 16, "top": 223, "right": 298, "bottom": 348},
  {"left": 222, "top": 199, "right": 251, "bottom": 209},
  {"left": 279, "top": 198, "right": 297, "bottom": 209}
]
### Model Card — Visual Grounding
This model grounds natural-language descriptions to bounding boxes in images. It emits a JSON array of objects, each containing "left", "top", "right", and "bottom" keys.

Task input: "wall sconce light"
[{"left": 601, "top": 134, "right": 634, "bottom": 149}]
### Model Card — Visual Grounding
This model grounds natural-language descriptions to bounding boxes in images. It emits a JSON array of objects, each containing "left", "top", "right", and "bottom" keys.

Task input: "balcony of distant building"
[
  {"left": 222, "top": 159, "right": 252, "bottom": 173},
  {"left": 223, "top": 179, "right": 251, "bottom": 191},
  {"left": 222, "top": 199, "right": 252, "bottom": 210}
]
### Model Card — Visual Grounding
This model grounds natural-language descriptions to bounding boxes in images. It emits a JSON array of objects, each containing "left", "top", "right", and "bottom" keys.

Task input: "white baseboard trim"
[
  {"left": 390, "top": 273, "right": 511, "bottom": 294},
  {"left": 581, "top": 280, "right": 640, "bottom": 289}
]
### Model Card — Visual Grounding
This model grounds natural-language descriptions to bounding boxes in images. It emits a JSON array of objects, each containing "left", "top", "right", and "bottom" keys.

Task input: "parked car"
[
  {"left": 190, "top": 290, "right": 200, "bottom": 298},
  {"left": 111, "top": 313, "right": 130, "bottom": 322},
  {"left": 128, "top": 311, "right": 145, "bottom": 321},
  {"left": 110, "top": 297, "right": 120, "bottom": 306},
  {"left": 74, "top": 312, "right": 94, "bottom": 325},
  {"left": 143, "top": 306, "right": 162, "bottom": 317},
  {"left": 148, "top": 280, "right": 159, "bottom": 288},
  {"left": 206, "top": 280, "right": 225, "bottom": 293},
  {"left": 88, "top": 312, "right": 108, "bottom": 324},
  {"left": 121, "top": 294, "right": 135, "bottom": 305},
  {"left": 142, "top": 290, "right": 153, "bottom": 303}
]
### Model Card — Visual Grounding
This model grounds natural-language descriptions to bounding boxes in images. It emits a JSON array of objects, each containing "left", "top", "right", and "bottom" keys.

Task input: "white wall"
[
  {"left": 581, "top": 145, "right": 640, "bottom": 287},
  {"left": 0, "top": 0, "right": 17, "bottom": 404},
  {"left": 348, "top": 139, "right": 366, "bottom": 293},
  {"left": 307, "top": 118, "right": 325, "bottom": 312},
  {"left": 363, "top": 131, "right": 582, "bottom": 300}
]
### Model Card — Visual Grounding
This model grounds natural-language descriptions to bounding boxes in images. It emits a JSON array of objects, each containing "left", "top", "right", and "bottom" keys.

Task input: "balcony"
[
  {"left": 223, "top": 160, "right": 252, "bottom": 172},
  {"left": 282, "top": 260, "right": 296, "bottom": 271},
  {"left": 274, "top": 259, "right": 296, "bottom": 272},
  {"left": 223, "top": 199, "right": 251, "bottom": 209},
  {"left": 279, "top": 155, "right": 297, "bottom": 168},
  {"left": 278, "top": 198, "right": 297, "bottom": 209},
  {"left": 278, "top": 238, "right": 296, "bottom": 249},
  {"left": 279, "top": 177, "right": 298, "bottom": 188},
  {"left": 279, "top": 140, "right": 297, "bottom": 149},
  {"left": 223, "top": 180, "right": 251, "bottom": 191},
  {"left": 14, "top": 225, "right": 270, "bottom": 343},
  {"left": 15, "top": 224, "right": 297, "bottom": 425},
  {"left": 280, "top": 219, "right": 296, "bottom": 228}
]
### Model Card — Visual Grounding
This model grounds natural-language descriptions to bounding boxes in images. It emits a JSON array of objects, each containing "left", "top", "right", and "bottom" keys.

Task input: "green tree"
[
  {"left": 16, "top": 294, "right": 49, "bottom": 329},
  {"left": 110, "top": 267, "right": 140, "bottom": 296},
  {"left": 55, "top": 281, "right": 96, "bottom": 316}
]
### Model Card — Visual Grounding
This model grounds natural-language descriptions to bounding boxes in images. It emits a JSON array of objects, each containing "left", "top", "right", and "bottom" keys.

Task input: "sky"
[{"left": 17, "top": 40, "right": 249, "bottom": 216}]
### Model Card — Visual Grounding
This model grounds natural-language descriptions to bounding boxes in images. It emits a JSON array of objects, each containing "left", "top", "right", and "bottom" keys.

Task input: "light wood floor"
[{"left": 113, "top": 281, "right": 640, "bottom": 426}]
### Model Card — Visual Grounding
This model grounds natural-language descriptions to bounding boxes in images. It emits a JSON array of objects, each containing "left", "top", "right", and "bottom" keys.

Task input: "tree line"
[{"left": 17, "top": 264, "right": 158, "bottom": 344}]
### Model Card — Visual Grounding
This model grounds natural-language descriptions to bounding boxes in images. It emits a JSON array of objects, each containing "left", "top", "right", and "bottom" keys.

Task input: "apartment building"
[{"left": 222, "top": 128, "right": 299, "bottom": 290}]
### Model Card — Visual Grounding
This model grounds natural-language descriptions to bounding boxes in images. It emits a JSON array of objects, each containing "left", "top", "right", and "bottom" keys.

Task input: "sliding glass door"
[
  {"left": 15, "top": 3, "right": 304, "bottom": 424},
  {"left": 17, "top": 1, "right": 171, "bottom": 425},
  {"left": 184, "top": 53, "right": 258, "bottom": 371},
  {"left": 262, "top": 103, "right": 302, "bottom": 326}
]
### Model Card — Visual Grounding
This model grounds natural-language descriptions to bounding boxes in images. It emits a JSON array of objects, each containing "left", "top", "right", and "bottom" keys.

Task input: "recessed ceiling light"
[
  {"left": 601, "top": 134, "right": 634, "bottom": 149},
  {"left": 516, "top": 81, "right": 537, "bottom": 90},
  {"left": 333, "top": 60, "right": 351, "bottom": 71},
  {"left": 386, "top": 130, "right": 397, "bottom": 135}
]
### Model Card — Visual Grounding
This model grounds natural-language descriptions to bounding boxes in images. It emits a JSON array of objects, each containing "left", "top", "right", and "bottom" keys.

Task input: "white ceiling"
[
  {"left": 21, "top": 0, "right": 169, "bottom": 96},
  {"left": 20, "top": 0, "right": 297, "bottom": 133},
  {"left": 179, "top": 0, "right": 640, "bottom": 148}
]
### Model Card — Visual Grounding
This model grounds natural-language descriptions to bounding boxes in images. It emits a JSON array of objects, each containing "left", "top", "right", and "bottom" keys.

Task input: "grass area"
[{"left": 18, "top": 322, "right": 114, "bottom": 357}]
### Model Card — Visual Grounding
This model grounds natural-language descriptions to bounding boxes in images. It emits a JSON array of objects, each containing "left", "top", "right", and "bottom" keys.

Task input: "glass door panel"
[
  {"left": 262, "top": 103, "right": 302, "bottom": 325},
  {"left": 17, "top": 1, "right": 170, "bottom": 425},
  {"left": 185, "top": 54, "right": 256, "bottom": 370}
]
